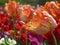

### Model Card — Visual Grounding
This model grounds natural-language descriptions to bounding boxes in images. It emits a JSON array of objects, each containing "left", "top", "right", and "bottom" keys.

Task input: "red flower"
[
  {"left": 22, "top": 33, "right": 26, "bottom": 38},
  {"left": 21, "top": 33, "right": 26, "bottom": 44},
  {"left": 16, "top": 24, "right": 21, "bottom": 30}
]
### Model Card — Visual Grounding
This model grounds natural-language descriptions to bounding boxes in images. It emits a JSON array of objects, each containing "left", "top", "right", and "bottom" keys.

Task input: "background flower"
[{"left": 42, "top": 1, "right": 60, "bottom": 45}]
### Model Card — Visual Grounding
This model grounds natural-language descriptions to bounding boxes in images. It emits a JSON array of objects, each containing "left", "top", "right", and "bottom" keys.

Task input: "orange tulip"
[
  {"left": 20, "top": 5, "right": 34, "bottom": 22},
  {"left": 23, "top": 9, "right": 57, "bottom": 34},
  {"left": 5, "top": 0, "right": 20, "bottom": 16}
]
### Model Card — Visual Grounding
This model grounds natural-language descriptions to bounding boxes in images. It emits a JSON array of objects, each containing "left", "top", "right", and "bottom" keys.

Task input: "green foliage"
[
  {"left": 4, "top": 35, "right": 10, "bottom": 45},
  {"left": 0, "top": 0, "right": 8, "bottom": 7},
  {"left": 58, "top": 0, "right": 60, "bottom": 2},
  {"left": 0, "top": 0, "right": 59, "bottom": 6}
]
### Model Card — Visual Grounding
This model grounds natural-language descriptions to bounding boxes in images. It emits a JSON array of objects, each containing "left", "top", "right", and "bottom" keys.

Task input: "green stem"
[
  {"left": 29, "top": 42, "right": 31, "bottom": 45},
  {"left": 26, "top": 31, "right": 28, "bottom": 45},
  {"left": 25, "top": 31, "right": 31, "bottom": 45},
  {"left": 51, "top": 31, "right": 57, "bottom": 45},
  {"left": 11, "top": 17, "right": 17, "bottom": 40},
  {"left": 4, "top": 35, "right": 10, "bottom": 45}
]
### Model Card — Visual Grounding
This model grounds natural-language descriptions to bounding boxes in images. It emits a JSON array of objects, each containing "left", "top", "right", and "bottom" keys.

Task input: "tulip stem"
[
  {"left": 51, "top": 31, "right": 57, "bottom": 45},
  {"left": 26, "top": 31, "right": 28, "bottom": 45},
  {"left": 25, "top": 31, "right": 31, "bottom": 45}
]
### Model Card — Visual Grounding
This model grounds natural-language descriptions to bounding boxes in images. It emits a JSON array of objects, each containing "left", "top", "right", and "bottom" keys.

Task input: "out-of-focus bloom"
[
  {"left": 9, "top": 30, "right": 21, "bottom": 40},
  {"left": 22, "top": 33, "right": 26, "bottom": 38},
  {"left": 8, "top": 30, "right": 15, "bottom": 36},
  {"left": 4, "top": 32, "right": 12, "bottom": 39},
  {"left": 23, "top": 9, "right": 57, "bottom": 34},
  {"left": 0, "top": 8, "right": 10, "bottom": 31},
  {"left": 21, "top": 33, "right": 26, "bottom": 44},
  {"left": 0, "top": 37, "right": 16, "bottom": 45},
  {"left": 16, "top": 23, "right": 21, "bottom": 30},
  {"left": 15, "top": 31, "right": 21, "bottom": 40},
  {"left": 5, "top": 0, "right": 20, "bottom": 17},
  {"left": 0, "top": 13, "right": 14, "bottom": 31},
  {"left": 0, "top": 31, "right": 12, "bottom": 44},
  {"left": 41, "top": 1, "right": 60, "bottom": 20},
  {"left": 16, "top": 21, "right": 25, "bottom": 30},
  {"left": 41, "top": 1, "right": 60, "bottom": 45},
  {"left": 20, "top": 5, "right": 34, "bottom": 22},
  {"left": 28, "top": 32, "right": 43, "bottom": 45}
]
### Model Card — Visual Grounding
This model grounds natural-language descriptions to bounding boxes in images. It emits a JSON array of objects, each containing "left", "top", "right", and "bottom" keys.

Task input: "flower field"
[{"left": 0, "top": 0, "right": 60, "bottom": 45}]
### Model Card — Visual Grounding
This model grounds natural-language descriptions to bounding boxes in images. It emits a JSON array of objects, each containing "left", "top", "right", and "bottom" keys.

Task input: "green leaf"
[{"left": 4, "top": 35, "right": 10, "bottom": 45}]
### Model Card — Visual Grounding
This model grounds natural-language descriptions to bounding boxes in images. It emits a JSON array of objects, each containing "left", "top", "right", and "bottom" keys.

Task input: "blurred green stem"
[
  {"left": 26, "top": 31, "right": 28, "bottom": 45},
  {"left": 51, "top": 31, "right": 57, "bottom": 45},
  {"left": 26, "top": 31, "right": 31, "bottom": 45}
]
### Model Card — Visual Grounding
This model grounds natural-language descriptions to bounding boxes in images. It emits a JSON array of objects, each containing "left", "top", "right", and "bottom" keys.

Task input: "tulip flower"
[
  {"left": 5, "top": 0, "right": 20, "bottom": 17},
  {"left": 23, "top": 9, "right": 57, "bottom": 34},
  {"left": 20, "top": 5, "right": 34, "bottom": 22},
  {"left": 0, "top": 0, "right": 59, "bottom": 45},
  {"left": 41, "top": 1, "right": 60, "bottom": 45}
]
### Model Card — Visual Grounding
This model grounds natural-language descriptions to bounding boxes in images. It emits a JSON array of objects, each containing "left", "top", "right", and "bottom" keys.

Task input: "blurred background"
[{"left": 0, "top": 0, "right": 60, "bottom": 7}]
